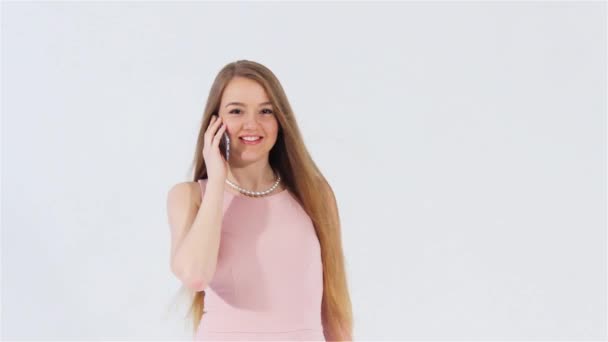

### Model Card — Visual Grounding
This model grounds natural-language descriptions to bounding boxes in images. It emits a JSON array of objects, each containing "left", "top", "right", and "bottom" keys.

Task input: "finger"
[
  {"left": 213, "top": 121, "right": 227, "bottom": 143},
  {"left": 212, "top": 122, "right": 227, "bottom": 148},
  {"left": 204, "top": 116, "right": 222, "bottom": 146},
  {"left": 212, "top": 115, "right": 223, "bottom": 128},
  {"left": 207, "top": 116, "right": 223, "bottom": 137}
]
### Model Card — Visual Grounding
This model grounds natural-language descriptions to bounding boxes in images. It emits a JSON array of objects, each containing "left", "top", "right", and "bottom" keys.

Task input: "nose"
[{"left": 242, "top": 113, "right": 261, "bottom": 129}]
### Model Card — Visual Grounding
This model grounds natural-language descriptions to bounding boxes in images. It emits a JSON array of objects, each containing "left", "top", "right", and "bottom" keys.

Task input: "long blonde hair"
[{"left": 180, "top": 60, "right": 353, "bottom": 340}]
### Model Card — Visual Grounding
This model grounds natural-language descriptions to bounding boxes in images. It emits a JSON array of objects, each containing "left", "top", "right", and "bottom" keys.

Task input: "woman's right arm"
[{"left": 166, "top": 178, "right": 225, "bottom": 291}]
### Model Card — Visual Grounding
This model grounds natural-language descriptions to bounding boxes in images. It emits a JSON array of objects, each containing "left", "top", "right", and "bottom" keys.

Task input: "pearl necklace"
[{"left": 225, "top": 170, "right": 282, "bottom": 197}]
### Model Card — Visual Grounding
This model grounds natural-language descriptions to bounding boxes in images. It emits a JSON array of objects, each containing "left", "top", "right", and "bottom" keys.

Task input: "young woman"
[{"left": 166, "top": 60, "right": 353, "bottom": 341}]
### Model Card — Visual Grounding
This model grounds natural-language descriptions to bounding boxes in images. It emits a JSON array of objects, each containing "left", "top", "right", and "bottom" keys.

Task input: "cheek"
[
  {"left": 224, "top": 123, "right": 237, "bottom": 137},
  {"left": 266, "top": 120, "right": 279, "bottom": 136},
  {"left": 266, "top": 129, "right": 279, "bottom": 143}
]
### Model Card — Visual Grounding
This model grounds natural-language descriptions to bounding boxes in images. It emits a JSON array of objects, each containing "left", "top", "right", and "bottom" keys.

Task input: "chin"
[{"left": 235, "top": 150, "right": 270, "bottom": 162}]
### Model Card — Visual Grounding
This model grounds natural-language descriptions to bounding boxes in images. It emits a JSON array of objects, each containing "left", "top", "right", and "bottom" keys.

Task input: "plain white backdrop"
[{"left": 2, "top": 1, "right": 606, "bottom": 340}]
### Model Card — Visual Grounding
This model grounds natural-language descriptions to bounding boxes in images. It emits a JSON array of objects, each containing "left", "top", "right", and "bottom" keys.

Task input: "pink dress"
[{"left": 193, "top": 178, "right": 325, "bottom": 342}]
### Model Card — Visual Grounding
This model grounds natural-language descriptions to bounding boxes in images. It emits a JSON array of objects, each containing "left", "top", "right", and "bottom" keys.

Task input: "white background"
[{"left": 2, "top": 1, "right": 606, "bottom": 340}]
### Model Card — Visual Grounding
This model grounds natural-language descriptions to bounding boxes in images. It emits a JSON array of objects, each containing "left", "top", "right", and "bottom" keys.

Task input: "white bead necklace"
[{"left": 225, "top": 170, "right": 282, "bottom": 198}]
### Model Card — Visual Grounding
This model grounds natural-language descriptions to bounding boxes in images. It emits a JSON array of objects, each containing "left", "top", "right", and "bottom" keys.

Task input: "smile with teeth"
[{"left": 240, "top": 136, "right": 263, "bottom": 145}]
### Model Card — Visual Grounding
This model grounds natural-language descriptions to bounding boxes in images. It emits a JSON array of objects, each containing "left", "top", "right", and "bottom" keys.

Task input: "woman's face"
[{"left": 218, "top": 77, "right": 279, "bottom": 164}]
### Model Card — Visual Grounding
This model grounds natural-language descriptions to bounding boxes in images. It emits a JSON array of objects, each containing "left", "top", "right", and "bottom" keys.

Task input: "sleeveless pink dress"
[{"left": 193, "top": 178, "right": 325, "bottom": 341}]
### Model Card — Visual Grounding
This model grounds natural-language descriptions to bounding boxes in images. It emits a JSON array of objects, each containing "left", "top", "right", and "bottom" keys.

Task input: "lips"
[{"left": 239, "top": 136, "right": 263, "bottom": 145}]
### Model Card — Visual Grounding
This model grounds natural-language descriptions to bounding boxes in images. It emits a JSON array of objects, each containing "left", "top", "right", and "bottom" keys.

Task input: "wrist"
[{"left": 206, "top": 178, "right": 225, "bottom": 191}]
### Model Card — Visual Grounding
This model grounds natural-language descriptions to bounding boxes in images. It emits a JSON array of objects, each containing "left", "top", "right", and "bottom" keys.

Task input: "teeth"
[{"left": 241, "top": 136, "right": 260, "bottom": 141}]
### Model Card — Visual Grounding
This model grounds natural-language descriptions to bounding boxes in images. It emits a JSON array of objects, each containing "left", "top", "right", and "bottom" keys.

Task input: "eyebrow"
[{"left": 225, "top": 101, "right": 272, "bottom": 108}]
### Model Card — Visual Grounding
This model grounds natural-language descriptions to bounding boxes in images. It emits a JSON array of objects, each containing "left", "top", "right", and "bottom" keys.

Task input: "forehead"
[{"left": 221, "top": 77, "right": 270, "bottom": 105}]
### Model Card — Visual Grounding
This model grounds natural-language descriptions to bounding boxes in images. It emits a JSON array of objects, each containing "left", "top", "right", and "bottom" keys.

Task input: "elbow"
[
  {"left": 187, "top": 276, "right": 209, "bottom": 292},
  {"left": 182, "top": 269, "right": 212, "bottom": 291},
  {"left": 171, "top": 260, "right": 213, "bottom": 292}
]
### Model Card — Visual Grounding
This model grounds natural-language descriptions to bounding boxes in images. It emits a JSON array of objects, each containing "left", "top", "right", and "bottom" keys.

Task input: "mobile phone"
[{"left": 218, "top": 131, "right": 230, "bottom": 161}]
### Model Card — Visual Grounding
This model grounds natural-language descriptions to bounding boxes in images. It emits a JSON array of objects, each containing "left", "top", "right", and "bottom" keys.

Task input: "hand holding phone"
[
  {"left": 202, "top": 115, "right": 229, "bottom": 182},
  {"left": 219, "top": 131, "right": 230, "bottom": 161}
]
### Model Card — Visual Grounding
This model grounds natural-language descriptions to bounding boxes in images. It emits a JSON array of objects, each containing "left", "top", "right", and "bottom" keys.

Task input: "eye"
[
  {"left": 229, "top": 109, "right": 241, "bottom": 114},
  {"left": 262, "top": 108, "right": 274, "bottom": 114}
]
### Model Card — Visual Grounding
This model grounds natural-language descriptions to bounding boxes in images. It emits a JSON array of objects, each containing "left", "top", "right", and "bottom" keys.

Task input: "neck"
[{"left": 226, "top": 159, "right": 277, "bottom": 192}]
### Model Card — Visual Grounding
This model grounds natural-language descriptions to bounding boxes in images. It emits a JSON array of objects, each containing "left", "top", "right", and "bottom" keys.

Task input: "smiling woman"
[
  {"left": 166, "top": 60, "right": 353, "bottom": 341},
  {"left": 220, "top": 77, "right": 280, "bottom": 166}
]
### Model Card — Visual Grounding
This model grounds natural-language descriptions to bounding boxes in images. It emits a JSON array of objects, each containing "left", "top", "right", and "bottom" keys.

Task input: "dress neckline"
[{"left": 198, "top": 178, "right": 289, "bottom": 200}]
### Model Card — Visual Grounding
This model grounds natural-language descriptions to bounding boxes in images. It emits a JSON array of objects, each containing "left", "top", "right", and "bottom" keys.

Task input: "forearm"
[{"left": 171, "top": 179, "right": 225, "bottom": 288}]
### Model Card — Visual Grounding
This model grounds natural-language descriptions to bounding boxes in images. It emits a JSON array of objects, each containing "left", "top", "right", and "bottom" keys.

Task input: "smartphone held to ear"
[{"left": 219, "top": 131, "right": 230, "bottom": 161}]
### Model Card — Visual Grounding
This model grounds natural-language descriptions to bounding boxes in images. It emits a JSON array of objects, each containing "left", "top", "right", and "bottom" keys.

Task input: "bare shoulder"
[{"left": 167, "top": 181, "right": 202, "bottom": 208}]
